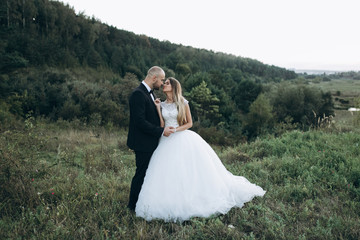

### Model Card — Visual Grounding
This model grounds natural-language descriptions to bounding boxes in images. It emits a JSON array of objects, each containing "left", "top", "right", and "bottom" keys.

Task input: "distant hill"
[
  {"left": 0, "top": 0, "right": 296, "bottom": 81},
  {"left": 293, "top": 69, "right": 341, "bottom": 75}
]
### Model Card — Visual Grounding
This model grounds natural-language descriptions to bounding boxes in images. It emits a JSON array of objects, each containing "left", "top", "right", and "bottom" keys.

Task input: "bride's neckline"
[{"left": 164, "top": 100, "right": 174, "bottom": 104}]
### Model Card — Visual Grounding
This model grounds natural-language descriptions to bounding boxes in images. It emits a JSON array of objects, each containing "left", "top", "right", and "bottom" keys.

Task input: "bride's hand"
[{"left": 154, "top": 98, "right": 161, "bottom": 108}]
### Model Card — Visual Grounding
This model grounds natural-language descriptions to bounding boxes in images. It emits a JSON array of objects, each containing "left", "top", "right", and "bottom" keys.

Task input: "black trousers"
[{"left": 128, "top": 151, "right": 153, "bottom": 210}]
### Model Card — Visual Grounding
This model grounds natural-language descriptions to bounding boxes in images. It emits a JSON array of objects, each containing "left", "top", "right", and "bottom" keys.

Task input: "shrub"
[
  {"left": 243, "top": 94, "right": 274, "bottom": 138},
  {"left": 232, "top": 79, "right": 262, "bottom": 113},
  {"left": 59, "top": 99, "right": 82, "bottom": 120},
  {"left": 271, "top": 83, "right": 334, "bottom": 128},
  {"left": 195, "top": 125, "right": 233, "bottom": 146},
  {"left": 0, "top": 101, "right": 17, "bottom": 129},
  {"left": 221, "top": 147, "right": 251, "bottom": 165},
  {"left": 0, "top": 52, "right": 28, "bottom": 73}
]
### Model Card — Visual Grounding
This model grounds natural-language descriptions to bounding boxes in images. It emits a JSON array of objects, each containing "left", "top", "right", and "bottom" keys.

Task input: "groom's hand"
[{"left": 163, "top": 126, "right": 175, "bottom": 137}]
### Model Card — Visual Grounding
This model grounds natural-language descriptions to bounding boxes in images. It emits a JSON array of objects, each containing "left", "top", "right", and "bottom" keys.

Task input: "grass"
[
  {"left": 1, "top": 118, "right": 360, "bottom": 239},
  {"left": 313, "top": 78, "right": 360, "bottom": 111},
  {"left": 315, "top": 78, "right": 360, "bottom": 97},
  {"left": 333, "top": 109, "right": 359, "bottom": 131}
]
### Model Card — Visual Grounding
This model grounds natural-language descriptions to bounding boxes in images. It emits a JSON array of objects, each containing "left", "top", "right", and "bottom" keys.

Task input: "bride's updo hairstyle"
[{"left": 168, "top": 77, "right": 187, "bottom": 126}]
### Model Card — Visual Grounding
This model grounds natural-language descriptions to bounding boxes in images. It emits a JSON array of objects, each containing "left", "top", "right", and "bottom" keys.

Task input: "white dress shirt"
[{"left": 142, "top": 81, "right": 154, "bottom": 101}]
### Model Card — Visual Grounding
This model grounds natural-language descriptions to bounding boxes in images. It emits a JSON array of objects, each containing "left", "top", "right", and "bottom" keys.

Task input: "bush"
[
  {"left": 243, "top": 94, "right": 274, "bottom": 138},
  {"left": 0, "top": 101, "right": 17, "bottom": 129},
  {"left": 195, "top": 125, "right": 233, "bottom": 145},
  {"left": 271, "top": 83, "right": 334, "bottom": 127},
  {"left": 232, "top": 79, "right": 262, "bottom": 113},
  {"left": 0, "top": 52, "right": 28, "bottom": 73},
  {"left": 59, "top": 99, "right": 82, "bottom": 120}
]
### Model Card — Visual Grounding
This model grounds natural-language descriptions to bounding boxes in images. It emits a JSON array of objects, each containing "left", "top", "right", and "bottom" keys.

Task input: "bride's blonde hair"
[{"left": 168, "top": 77, "right": 187, "bottom": 126}]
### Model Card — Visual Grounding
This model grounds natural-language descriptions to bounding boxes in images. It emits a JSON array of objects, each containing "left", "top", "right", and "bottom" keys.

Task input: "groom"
[{"left": 127, "top": 66, "right": 175, "bottom": 211}]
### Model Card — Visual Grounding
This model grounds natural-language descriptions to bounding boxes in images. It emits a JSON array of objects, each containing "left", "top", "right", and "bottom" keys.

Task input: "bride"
[{"left": 135, "top": 77, "right": 266, "bottom": 222}]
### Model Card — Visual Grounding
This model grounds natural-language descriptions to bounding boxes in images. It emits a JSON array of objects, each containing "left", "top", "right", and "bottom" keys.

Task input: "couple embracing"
[{"left": 127, "top": 66, "right": 265, "bottom": 222}]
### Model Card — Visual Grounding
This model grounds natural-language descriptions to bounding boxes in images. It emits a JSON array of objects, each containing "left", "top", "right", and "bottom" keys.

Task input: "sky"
[{"left": 62, "top": 0, "right": 360, "bottom": 71}]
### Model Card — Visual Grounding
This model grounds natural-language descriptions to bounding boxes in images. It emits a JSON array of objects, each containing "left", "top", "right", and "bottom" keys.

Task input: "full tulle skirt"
[{"left": 135, "top": 130, "right": 266, "bottom": 222}]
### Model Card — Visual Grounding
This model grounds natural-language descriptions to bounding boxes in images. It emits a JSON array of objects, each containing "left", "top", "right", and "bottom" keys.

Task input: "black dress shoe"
[{"left": 127, "top": 205, "right": 135, "bottom": 212}]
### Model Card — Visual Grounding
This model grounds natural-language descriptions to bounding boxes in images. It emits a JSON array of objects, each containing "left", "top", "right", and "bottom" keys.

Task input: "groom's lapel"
[
  {"left": 139, "top": 84, "right": 156, "bottom": 107},
  {"left": 152, "top": 91, "right": 157, "bottom": 99}
]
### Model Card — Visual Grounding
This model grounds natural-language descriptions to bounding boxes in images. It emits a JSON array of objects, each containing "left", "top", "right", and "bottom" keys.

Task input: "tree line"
[{"left": 0, "top": 0, "right": 334, "bottom": 142}]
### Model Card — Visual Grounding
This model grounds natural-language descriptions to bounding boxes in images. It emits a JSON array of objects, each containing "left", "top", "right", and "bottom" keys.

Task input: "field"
[
  {"left": 1, "top": 116, "right": 359, "bottom": 239},
  {"left": 313, "top": 77, "right": 360, "bottom": 110},
  {"left": 1, "top": 78, "right": 360, "bottom": 239},
  {"left": 316, "top": 78, "right": 360, "bottom": 97}
]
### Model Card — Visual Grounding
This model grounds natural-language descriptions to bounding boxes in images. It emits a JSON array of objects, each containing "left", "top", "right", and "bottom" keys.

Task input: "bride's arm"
[
  {"left": 175, "top": 104, "right": 193, "bottom": 132},
  {"left": 157, "top": 107, "right": 165, "bottom": 128},
  {"left": 155, "top": 99, "right": 165, "bottom": 127}
]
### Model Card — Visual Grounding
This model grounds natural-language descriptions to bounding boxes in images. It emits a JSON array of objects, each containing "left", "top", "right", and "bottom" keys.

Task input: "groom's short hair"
[{"left": 147, "top": 66, "right": 164, "bottom": 78}]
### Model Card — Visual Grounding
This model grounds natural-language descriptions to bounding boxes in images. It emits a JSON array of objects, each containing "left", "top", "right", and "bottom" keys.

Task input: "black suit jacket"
[{"left": 127, "top": 83, "right": 164, "bottom": 152}]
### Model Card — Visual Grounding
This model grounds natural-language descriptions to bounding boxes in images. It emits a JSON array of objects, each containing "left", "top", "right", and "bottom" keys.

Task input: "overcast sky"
[{"left": 62, "top": 0, "right": 360, "bottom": 71}]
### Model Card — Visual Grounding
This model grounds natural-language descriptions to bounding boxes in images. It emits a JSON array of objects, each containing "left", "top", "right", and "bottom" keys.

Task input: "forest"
[{"left": 0, "top": 0, "right": 338, "bottom": 142}]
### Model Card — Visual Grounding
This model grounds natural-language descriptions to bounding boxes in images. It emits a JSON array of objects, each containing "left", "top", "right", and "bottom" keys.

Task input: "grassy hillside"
[{"left": 1, "top": 118, "right": 359, "bottom": 239}]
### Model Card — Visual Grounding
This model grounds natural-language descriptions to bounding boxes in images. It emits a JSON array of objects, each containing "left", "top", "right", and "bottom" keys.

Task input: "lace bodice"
[{"left": 161, "top": 99, "right": 188, "bottom": 128}]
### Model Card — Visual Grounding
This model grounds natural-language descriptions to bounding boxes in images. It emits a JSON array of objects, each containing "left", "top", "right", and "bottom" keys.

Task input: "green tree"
[
  {"left": 187, "top": 81, "right": 221, "bottom": 124},
  {"left": 0, "top": 52, "right": 28, "bottom": 72},
  {"left": 243, "top": 94, "right": 274, "bottom": 138},
  {"left": 271, "top": 84, "right": 334, "bottom": 127},
  {"left": 175, "top": 63, "right": 192, "bottom": 76},
  {"left": 110, "top": 47, "right": 124, "bottom": 74},
  {"left": 232, "top": 79, "right": 262, "bottom": 113},
  {"left": 86, "top": 48, "right": 102, "bottom": 68}
]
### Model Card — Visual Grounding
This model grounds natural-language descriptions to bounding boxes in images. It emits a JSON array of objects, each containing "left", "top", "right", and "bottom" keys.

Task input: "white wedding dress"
[{"left": 135, "top": 100, "right": 266, "bottom": 222}]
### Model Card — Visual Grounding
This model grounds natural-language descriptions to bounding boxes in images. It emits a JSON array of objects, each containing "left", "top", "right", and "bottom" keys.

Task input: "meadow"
[
  {"left": 315, "top": 78, "right": 360, "bottom": 97},
  {"left": 314, "top": 77, "right": 360, "bottom": 110},
  {"left": 1, "top": 111, "right": 359, "bottom": 239}
]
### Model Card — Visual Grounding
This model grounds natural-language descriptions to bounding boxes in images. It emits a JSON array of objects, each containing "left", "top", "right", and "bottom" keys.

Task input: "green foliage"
[
  {"left": 59, "top": 99, "right": 82, "bottom": 120},
  {"left": 1, "top": 68, "right": 138, "bottom": 127},
  {"left": 0, "top": 52, "right": 28, "bottom": 72},
  {"left": 0, "top": 129, "right": 42, "bottom": 217},
  {"left": 232, "top": 79, "right": 262, "bottom": 113},
  {"left": 194, "top": 124, "right": 234, "bottom": 146},
  {"left": 243, "top": 94, "right": 274, "bottom": 138},
  {"left": 1, "top": 121, "right": 359, "bottom": 239},
  {"left": 187, "top": 81, "right": 221, "bottom": 125},
  {"left": 1, "top": 0, "right": 338, "bottom": 142},
  {"left": 0, "top": 100, "right": 17, "bottom": 129},
  {"left": 354, "top": 97, "right": 360, "bottom": 126},
  {"left": 2, "top": 0, "right": 295, "bottom": 80},
  {"left": 175, "top": 63, "right": 192, "bottom": 76},
  {"left": 330, "top": 70, "right": 360, "bottom": 80},
  {"left": 6, "top": 90, "right": 34, "bottom": 117},
  {"left": 271, "top": 83, "right": 334, "bottom": 128}
]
